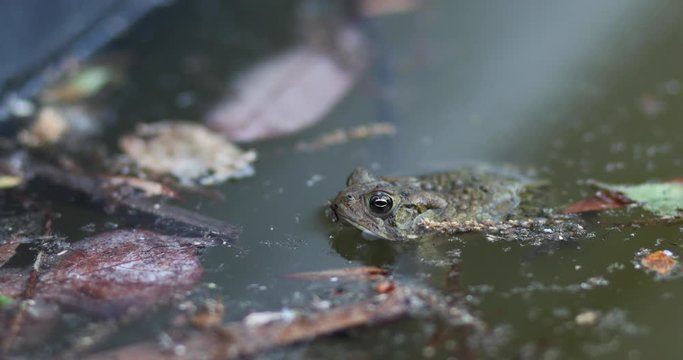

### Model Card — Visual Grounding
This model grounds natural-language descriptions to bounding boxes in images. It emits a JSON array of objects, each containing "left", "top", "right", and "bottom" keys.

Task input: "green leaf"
[
  {"left": 0, "top": 295, "right": 13, "bottom": 307},
  {"left": 589, "top": 180, "right": 683, "bottom": 217}
]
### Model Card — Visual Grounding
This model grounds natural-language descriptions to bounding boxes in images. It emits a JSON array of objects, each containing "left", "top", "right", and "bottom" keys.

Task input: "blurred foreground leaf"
[
  {"left": 0, "top": 230, "right": 213, "bottom": 316},
  {"left": 0, "top": 176, "right": 22, "bottom": 189}
]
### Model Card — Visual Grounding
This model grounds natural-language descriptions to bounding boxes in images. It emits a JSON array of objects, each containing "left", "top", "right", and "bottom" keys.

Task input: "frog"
[{"left": 330, "top": 167, "right": 583, "bottom": 242}]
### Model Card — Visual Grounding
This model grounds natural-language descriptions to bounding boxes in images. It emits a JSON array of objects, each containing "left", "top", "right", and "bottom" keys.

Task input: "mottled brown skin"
[{"left": 330, "top": 167, "right": 537, "bottom": 241}]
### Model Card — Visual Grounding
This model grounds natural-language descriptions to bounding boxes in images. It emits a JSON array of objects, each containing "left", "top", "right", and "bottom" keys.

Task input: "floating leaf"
[
  {"left": 35, "top": 230, "right": 210, "bottom": 315},
  {"left": 641, "top": 250, "right": 677, "bottom": 275},
  {"left": 295, "top": 123, "right": 396, "bottom": 152},
  {"left": 563, "top": 191, "right": 633, "bottom": 214},
  {"left": 589, "top": 180, "right": 683, "bottom": 217},
  {"left": 41, "top": 65, "right": 118, "bottom": 103},
  {"left": 285, "top": 266, "right": 389, "bottom": 281},
  {"left": 120, "top": 121, "right": 256, "bottom": 186},
  {"left": 0, "top": 176, "right": 23, "bottom": 189},
  {"left": 0, "top": 295, "right": 13, "bottom": 307}
]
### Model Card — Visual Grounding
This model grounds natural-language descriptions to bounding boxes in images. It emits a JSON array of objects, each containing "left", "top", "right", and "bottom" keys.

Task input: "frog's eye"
[{"left": 368, "top": 191, "right": 394, "bottom": 216}]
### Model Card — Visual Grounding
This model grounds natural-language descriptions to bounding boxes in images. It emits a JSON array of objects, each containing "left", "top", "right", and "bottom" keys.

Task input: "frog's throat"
[{"left": 341, "top": 217, "right": 394, "bottom": 241}]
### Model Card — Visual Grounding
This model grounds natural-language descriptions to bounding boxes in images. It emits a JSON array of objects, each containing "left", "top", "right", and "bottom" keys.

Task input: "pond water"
[{"left": 15, "top": 0, "right": 683, "bottom": 358}]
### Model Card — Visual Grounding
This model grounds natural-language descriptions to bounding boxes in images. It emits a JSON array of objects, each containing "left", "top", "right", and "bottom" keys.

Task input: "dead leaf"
[
  {"left": 588, "top": 180, "right": 683, "bottom": 217},
  {"left": 295, "top": 123, "right": 396, "bottom": 151},
  {"left": 205, "top": 45, "right": 364, "bottom": 142},
  {"left": 285, "top": 266, "right": 389, "bottom": 281},
  {"left": 120, "top": 121, "right": 256, "bottom": 186},
  {"left": 35, "top": 230, "right": 210, "bottom": 315},
  {"left": 0, "top": 242, "right": 20, "bottom": 267},
  {"left": 641, "top": 250, "right": 677, "bottom": 275},
  {"left": 563, "top": 191, "right": 633, "bottom": 214}
]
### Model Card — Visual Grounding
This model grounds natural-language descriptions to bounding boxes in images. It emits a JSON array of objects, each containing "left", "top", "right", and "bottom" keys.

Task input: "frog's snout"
[{"left": 328, "top": 202, "right": 340, "bottom": 223}]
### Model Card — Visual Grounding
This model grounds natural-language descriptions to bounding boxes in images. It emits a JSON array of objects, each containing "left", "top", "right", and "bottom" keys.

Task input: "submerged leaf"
[
  {"left": 640, "top": 250, "right": 677, "bottom": 275},
  {"left": 589, "top": 180, "right": 683, "bottom": 217},
  {"left": 205, "top": 44, "right": 364, "bottom": 142},
  {"left": 36, "top": 230, "right": 209, "bottom": 315}
]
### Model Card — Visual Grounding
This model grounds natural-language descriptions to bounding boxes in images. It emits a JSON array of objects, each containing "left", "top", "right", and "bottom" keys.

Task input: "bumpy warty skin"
[{"left": 330, "top": 167, "right": 537, "bottom": 241}]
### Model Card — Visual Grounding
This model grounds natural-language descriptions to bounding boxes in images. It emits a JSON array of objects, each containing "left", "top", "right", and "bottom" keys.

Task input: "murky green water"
[{"left": 32, "top": 0, "right": 683, "bottom": 358}]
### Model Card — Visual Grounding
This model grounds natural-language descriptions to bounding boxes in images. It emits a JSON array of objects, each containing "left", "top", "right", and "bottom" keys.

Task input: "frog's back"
[{"left": 412, "top": 167, "right": 536, "bottom": 223}]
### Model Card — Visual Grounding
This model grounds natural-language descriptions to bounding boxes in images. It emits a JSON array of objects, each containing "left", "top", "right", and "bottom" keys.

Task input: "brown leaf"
[
  {"left": 295, "top": 123, "right": 396, "bottom": 152},
  {"left": 641, "top": 250, "right": 677, "bottom": 275},
  {"left": 36, "top": 230, "right": 208, "bottom": 315},
  {"left": 205, "top": 45, "right": 364, "bottom": 142},
  {"left": 0, "top": 270, "right": 27, "bottom": 298},
  {"left": 0, "top": 242, "right": 20, "bottom": 267},
  {"left": 285, "top": 266, "right": 389, "bottom": 281},
  {"left": 563, "top": 191, "right": 633, "bottom": 214}
]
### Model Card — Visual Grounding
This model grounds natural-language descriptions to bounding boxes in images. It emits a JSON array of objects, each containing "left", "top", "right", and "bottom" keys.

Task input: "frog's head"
[{"left": 330, "top": 168, "right": 447, "bottom": 241}]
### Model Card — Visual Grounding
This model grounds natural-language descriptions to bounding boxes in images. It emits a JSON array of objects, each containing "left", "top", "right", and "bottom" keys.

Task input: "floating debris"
[
  {"left": 295, "top": 122, "right": 396, "bottom": 151},
  {"left": 102, "top": 176, "right": 181, "bottom": 199},
  {"left": 190, "top": 299, "right": 225, "bottom": 329},
  {"left": 361, "top": 0, "right": 422, "bottom": 17},
  {"left": 640, "top": 250, "right": 677, "bottom": 276},
  {"left": 18, "top": 107, "right": 69, "bottom": 147},
  {"left": 18, "top": 106, "right": 101, "bottom": 148},
  {"left": 575, "top": 310, "right": 600, "bottom": 326},
  {"left": 285, "top": 266, "right": 389, "bottom": 281},
  {"left": 88, "top": 283, "right": 472, "bottom": 360},
  {"left": 0, "top": 176, "right": 22, "bottom": 189},
  {"left": 41, "top": 65, "right": 119, "bottom": 103},
  {"left": 638, "top": 93, "right": 664, "bottom": 118},
  {"left": 120, "top": 121, "right": 256, "bottom": 186}
]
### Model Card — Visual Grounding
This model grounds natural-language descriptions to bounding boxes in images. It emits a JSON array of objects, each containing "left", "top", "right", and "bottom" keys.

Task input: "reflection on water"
[{"left": 21, "top": 0, "right": 683, "bottom": 358}]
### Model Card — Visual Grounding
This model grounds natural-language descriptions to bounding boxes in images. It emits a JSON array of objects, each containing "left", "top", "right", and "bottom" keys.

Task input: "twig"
[
  {"left": 1, "top": 218, "right": 51, "bottom": 353},
  {"left": 23, "top": 160, "right": 239, "bottom": 240}
]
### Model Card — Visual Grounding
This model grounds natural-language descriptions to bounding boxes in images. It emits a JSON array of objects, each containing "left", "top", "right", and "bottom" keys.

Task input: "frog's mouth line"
[{"left": 339, "top": 217, "right": 392, "bottom": 241}]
